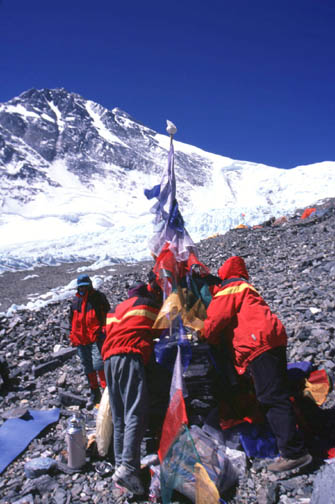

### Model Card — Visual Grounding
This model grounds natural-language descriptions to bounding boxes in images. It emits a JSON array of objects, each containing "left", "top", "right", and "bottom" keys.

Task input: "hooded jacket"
[
  {"left": 204, "top": 256, "right": 287, "bottom": 373},
  {"left": 69, "top": 288, "right": 110, "bottom": 346},
  {"left": 101, "top": 283, "right": 162, "bottom": 365}
]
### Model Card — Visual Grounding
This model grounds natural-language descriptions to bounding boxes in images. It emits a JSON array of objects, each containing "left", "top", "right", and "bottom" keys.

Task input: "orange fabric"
[
  {"left": 301, "top": 207, "right": 316, "bottom": 219},
  {"left": 303, "top": 369, "right": 331, "bottom": 406}
]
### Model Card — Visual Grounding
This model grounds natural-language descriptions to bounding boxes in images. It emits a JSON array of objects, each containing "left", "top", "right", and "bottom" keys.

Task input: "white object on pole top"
[{"left": 166, "top": 120, "right": 177, "bottom": 136}]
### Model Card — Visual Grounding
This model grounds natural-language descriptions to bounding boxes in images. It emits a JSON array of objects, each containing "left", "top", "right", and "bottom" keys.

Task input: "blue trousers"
[
  {"left": 104, "top": 353, "right": 147, "bottom": 472},
  {"left": 76, "top": 342, "right": 104, "bottom": 375}
]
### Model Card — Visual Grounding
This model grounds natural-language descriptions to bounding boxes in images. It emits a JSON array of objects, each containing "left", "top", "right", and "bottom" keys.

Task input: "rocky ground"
[{"left": 1, "top": 198, "right": 335, "bottom": 504}]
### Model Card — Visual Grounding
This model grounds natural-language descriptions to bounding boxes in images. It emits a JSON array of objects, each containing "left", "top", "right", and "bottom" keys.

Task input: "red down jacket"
[
  {"left": 101, "top": 286, "right": 162, "bottom": 365},
  {"left": 204, "top": 256, "right": 287, "bottom": 374},
  {"left": 69, "top": 289, "right": 110, "bottom": 346}
]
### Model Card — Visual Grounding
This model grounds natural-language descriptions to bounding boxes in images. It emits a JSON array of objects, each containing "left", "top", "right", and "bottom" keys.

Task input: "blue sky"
[{"left": 1, "top": 0, "right": 334, "bottom": 168}]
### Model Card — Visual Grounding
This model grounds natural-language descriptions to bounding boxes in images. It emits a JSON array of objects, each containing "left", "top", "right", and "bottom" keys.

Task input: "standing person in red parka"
[
  {"left": 203, "top": 256, "right": 312, "bottom": 473},
  {"left": 102, "top": 279, "right": 163, "bottom": 496},
  {"left": 69, "top": 274, "right": 110, "bottom": 409}
]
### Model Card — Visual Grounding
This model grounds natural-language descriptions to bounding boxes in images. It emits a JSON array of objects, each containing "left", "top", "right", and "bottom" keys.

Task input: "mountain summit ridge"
[
  {"left": 0, "top": 88, "right": 335, "bottom": 272},
  {"left": 0, "top": 87, "right": 214, "bottom": 208}
]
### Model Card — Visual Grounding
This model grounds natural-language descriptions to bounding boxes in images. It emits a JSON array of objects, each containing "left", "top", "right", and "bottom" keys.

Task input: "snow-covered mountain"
[
  {"left": 0, "top": 88, "right": 211, "bottom": 207},
  {"left": 0, "top": 88, "right": 334, "bottom": 273}
]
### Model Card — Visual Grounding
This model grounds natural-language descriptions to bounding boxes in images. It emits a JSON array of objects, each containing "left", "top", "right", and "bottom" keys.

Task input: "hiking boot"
[
  {"left": 87, "top": 388, "right": 101, "bottom": 409},
  {"left": 112, "top": 465, "right": 145, "bottom": 495},
  {"left": 268, "top": 452, "right": 312, "bottom": 472}
]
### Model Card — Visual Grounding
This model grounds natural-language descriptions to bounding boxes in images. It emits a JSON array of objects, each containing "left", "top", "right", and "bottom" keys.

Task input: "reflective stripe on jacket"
[
  {"left": 101, "top": 294, "right": 161, "bottom": 365},
  {"left": 204, "top": 256, "right": 287, "bottom": 373}
]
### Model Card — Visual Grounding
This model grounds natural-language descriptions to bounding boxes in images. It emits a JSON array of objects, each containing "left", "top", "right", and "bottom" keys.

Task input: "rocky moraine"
[{"left": 1, "top": 199, "right": 335, "bottom": 504}]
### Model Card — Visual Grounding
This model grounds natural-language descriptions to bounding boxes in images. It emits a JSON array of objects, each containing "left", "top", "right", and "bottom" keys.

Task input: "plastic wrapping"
[
  {"left": 160, "top": 425, "right": 238, "bottom": 503},
  {"left": 160, "top": 425, "right": 201, "bottom": 504},
  {"left": 149, "top": 464, "right": 161, "bottom": 503},
  {"left": 96, "top": 386, "right": 113, "bottom": 457},
  {"left": 189, "top": 425, "right": 238, "bottom": 495}
]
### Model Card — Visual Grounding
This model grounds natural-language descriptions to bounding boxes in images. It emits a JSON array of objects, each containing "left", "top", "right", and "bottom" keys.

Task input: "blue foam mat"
[{"left": 0, "top": 408, "right": 60, "bottom": 474}]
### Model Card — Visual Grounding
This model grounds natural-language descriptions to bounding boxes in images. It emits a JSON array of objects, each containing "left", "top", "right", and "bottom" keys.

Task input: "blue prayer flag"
[{"left": 145, "top": 139, "right": 196, "bottom": 261}]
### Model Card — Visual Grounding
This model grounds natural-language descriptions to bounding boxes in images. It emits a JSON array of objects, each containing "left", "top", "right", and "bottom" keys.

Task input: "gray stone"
[
  {"left": 1, "top": 406, "right": 29, "bottom": 419},
  {"left": 12, "top": 494, "right": 34, "bottom": 504},
  {"left": 256, "top": 482, "right": 278, "bottom": 504},
  {"left": 22, "top": 474, "right": 58, "bottom": 494},
  {"left": 33, "top": 359, "right": 61, "bottom": 377},
  {"left": 58, "top": 391, "right": 86, "bottom": 407},
  {"left": 53, "top": 488, "right": 67, "bottom": 504},
  {"left": 51, "top": 347, "right": 77, "bottom": 362},
  {"left": 57, "top": 372, "right": 67, "bottom": 387},
  {"left": 24, "top": 456, "right": 57, "bottom": 478},
  {"left": 311, "top": 463, "right": 335, "bottom": 504}
]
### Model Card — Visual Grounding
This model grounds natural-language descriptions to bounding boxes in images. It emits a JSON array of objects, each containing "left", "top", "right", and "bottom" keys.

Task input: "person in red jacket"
[
  {"left": 69, "top": 274, "right": 110, "bottom": 408},
  {"left": 203, "top": 256, "right": 312, "bottom": 473},
  {"left": 102, "top": 279, "right": 163, "bottom": 495}
]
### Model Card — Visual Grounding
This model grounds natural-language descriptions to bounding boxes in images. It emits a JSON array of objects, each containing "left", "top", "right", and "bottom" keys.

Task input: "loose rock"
[{"left": 0, "top": 198, "right": 335, "bottom": 503}]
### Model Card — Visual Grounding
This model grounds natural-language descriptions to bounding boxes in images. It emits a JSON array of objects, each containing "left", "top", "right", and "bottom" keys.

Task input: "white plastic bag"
[
  {"left": 225, "top": 446, "right": 247, "bottom": 478},
  {"left": 96, "top": 386, "right": 113, "bottom": 457}
]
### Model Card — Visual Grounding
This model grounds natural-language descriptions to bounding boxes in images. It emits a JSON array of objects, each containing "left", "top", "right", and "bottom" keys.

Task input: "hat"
[
  {"left": 77, "top": 274, "right": 92, "bottom": 287},
  {"left": 127, "top": 282, "right": 148, "bottom": 299}
]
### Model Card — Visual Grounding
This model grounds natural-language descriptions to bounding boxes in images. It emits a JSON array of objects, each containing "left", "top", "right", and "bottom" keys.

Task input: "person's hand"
[{"left": 194, "top": 328, "right": 205, "bottom": 342}]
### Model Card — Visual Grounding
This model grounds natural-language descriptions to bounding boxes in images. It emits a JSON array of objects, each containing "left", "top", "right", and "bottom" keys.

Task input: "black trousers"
[{"left": 248, "top": 346, "right": 306, "bottom": 459}]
